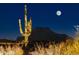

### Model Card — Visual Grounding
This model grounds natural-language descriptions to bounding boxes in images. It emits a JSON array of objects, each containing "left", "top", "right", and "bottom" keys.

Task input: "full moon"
[{"left": 56, "top": 10, "right": 62, "bottom": 16}]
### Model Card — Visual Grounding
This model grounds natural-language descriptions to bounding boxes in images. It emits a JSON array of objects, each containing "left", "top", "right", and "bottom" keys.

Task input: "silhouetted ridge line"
[
  {"left": 0, "top": 39, "right": 15, "bottom": 43},
  {"left": 28, "top": 27, "right": 72, "bottom": 42}
]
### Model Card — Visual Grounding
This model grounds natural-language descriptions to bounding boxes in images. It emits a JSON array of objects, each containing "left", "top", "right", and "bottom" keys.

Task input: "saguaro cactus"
[{"left": 18, "top": 5, "right": 32, "bottom": 46}]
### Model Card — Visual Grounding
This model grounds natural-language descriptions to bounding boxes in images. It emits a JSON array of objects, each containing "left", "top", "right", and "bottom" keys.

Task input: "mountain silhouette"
[
  {"left": 0, "top": 39, "right": 15, "bottom": 43},
  {"left": 28, "top": 27, "right": 72, "bottom": 43}
]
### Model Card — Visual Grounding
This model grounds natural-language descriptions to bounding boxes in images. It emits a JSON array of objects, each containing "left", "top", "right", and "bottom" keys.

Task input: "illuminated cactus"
[
  {"left": 18, "top": 5, "right": 32, "bottom": 46},
  {"left": 74, "top": 25, "right": 79, "bottom": 35},
  {"left": 74, "top": 25, "right": 79, "bottom": 40}
]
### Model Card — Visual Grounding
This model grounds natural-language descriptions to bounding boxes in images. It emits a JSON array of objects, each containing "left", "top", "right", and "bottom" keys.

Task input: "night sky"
[{"left": 0, "top": 3, "right": 79, "bottom": 40}]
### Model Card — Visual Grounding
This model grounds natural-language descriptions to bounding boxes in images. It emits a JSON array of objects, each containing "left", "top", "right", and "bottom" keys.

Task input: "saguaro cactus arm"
[
  {"left": 19, "top": 19, "right": 24, "bottom": 36},
  {"left": 27, "top": 17, "right": 32, "bottom": 33}
]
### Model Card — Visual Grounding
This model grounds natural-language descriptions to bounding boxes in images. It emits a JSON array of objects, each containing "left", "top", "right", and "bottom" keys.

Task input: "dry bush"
[{"left": 29, "top": 34, "right": 79, "bottom": 55}]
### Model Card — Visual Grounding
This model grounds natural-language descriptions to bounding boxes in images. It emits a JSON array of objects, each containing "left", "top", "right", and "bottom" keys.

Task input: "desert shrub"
[{"left": 29, "top": 36, "right": 79, "bottom": 55}]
